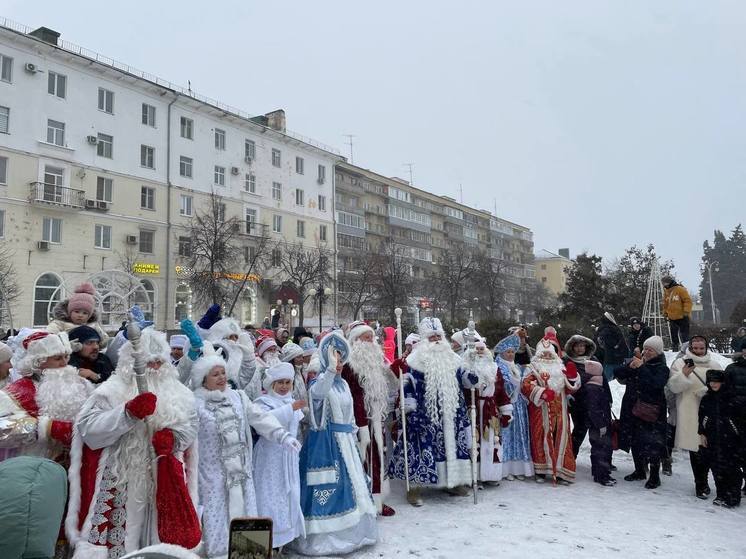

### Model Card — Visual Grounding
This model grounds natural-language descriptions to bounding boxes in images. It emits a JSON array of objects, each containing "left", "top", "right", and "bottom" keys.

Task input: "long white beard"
[
  {"left": 463, "top": 349, "right": 497, "bottom": 390},
  {"left": 407, "top": 339, "right": 463, "bottom": 424},
  {"left": 37, "top": 366, "right": 91, "bottom": 421},
  {"left": 349, "top": 341, "right": 389, "bottom": 421},
  {"left": 532, "top": 357, "right": 566, "bottom": 392},
  {"left": 262, "top": 352, "right": 281, "bottom": 368}
]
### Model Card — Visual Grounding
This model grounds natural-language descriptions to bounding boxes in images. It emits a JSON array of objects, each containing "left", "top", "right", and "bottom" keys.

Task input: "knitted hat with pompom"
[{"left": 68, "top": 283, "right": 96, "bottom": 315}]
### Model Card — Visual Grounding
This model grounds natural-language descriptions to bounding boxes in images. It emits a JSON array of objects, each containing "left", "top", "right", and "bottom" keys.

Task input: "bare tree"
[
  {"left": 471, "top": 254, "right": 506, "bottom": 319},
  {"left": 337, "top": 253, "right": 380, "bottom": 321},
  {"left": 0, "top": 244, "right": 21, "bottom": 331},
  {"left": 275, "top": 241, "right": 332, "bottom": 327},
  {"left": 429, "top": 245, "right": 480, "bottom": 323},
  {"left": 225, "top": 228, "right": 273, "bottom": 317},
  {"left": 371, "top": 240, "right": 414, "bottom": 324}
]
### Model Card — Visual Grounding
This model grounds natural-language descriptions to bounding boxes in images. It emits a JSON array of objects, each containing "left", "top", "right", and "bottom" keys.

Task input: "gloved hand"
[
  {"left": 403, "top": 397, "right": 417, "bottom": 413},
  {"left": 152, "top": 428, "right": 174, "bottom": 456},
  {"left": 197, "top": 304, "right": 222, "bottom": 330},
  {"left": 599, "top": 427, "right": 607, "bottom": 437},
  {"left": 500, "top": 415, "right": 512, "bottom": 428},
  {"left": 180, "top": 319, "right": 203, "bottom": 349},
  {"left": 126, "top": 392, "right": 157, "bottom": 419},
  {"left": 564, "top": 362, "right": 578, "bottom": 380},
  {"left": 466, "top": 372, "right": 479, "bottom": 387},
  {"left": 50, "top": 419, "right": 73, "bottom": 445},
  {"left": 282, "top": 435, "right": 302, "bottom": 453},
  {"left": 540, "top": 389, "right": 556, "bottom": 402}
]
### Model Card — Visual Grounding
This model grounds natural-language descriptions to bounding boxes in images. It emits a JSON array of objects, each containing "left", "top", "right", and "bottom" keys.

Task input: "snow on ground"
[{"left": 290, "top": 353, "right": 746, "bottom": 559}]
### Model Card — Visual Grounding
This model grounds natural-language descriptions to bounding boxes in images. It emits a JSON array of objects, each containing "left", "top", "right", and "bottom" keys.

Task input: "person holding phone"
[
  {"left": 668, "top": 335, "right": 723, "bottom": 499},
  {"left": 191, "top": 344, "right": 301, "bottom": 559}
]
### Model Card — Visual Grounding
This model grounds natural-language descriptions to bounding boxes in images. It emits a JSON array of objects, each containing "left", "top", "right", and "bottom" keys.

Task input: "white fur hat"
[
  {"left": 643, "top": 335, "right": 664, "bottom": 355},
  {"left": 347, "top": 321, "right": 375, "bottom": 343},
  {"left": 535, "top": 338, "right": 559, "bottom": 357},
  {"left": 263, "top": 362, "right": 295, "bottom": 392},
  {"left": 256, "top": 336, "right": 278, "bottom": 357},
  {"left": 206, "top": 317, "right": 242, "bottom": 342},
  {"left": 418, "top": 317, "right": 445, "bottom": 340},
  {"left": 451, "top": 330, "right": 465, "bottom": 348},
  {"left": 118, "top": 328, "right": 172, "bottom": 368},
  {"left": 191, "top": 342, "right": 227, "bottom": 388},
  {"left": 169, "top": 334, "right": 189, "bottom": 349},
  {"left": 307, "top": 353, "right": 321, "bottom": 374},
  {"left": 404, "top": 333, "right": 420, "bottom": 346},
  {"left": 16, "top": 331, "right": 72, "bottom": 376},
  {"left": 281, "top": 342, "right": 304, "bottom": 363}
]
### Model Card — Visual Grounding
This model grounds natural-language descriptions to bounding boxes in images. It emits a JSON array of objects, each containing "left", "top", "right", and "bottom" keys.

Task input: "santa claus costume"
[
  {"left": 388, "top": 317, "right": 473, "bottom": 505},
  {"left": 65, "top": 328, "right": 201, "bottom": 558},
  {"left": 461, "top": 340, "right": 513, "bottom": 483},
  {"left": 342, "top": 321, "right": 397, "bottom": 515},
  {"left": 191, "top": 347, "right": 299, "bottom": 558},
  {"left": 0, "top": 331, "right": 93, "bottom": 465},
  {"left": 520, "top": 339, "right": 580, "bottom": 484},
  {"left": 495, "top": 334, "right": 534, "bottom": 479}
]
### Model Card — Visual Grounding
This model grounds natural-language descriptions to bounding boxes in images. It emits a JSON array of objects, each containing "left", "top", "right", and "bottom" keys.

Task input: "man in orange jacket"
[{"left": 662, "top": 275, "right": 693, "bottom": 351}]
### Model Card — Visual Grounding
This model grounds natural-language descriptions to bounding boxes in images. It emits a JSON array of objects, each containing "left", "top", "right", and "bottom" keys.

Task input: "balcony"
[
  {"left": 244, "top": 222, "right": 269, "bottom": 237},
  {"left": 29, "top": 182, "right": 86, "bottom": 209}
]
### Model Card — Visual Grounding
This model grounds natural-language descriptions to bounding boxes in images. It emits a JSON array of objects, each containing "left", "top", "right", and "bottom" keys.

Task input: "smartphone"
[
  {"left": 684, "top": 358, "right": 695, "bottom": 367},
  {"left": 229, "top": 517, "right": 273, "bottom": 559}
]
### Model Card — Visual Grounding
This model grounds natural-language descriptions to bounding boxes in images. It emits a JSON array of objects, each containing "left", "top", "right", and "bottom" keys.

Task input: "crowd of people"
[{"left": 0, "top": 279, "right": 745, "bottom": 559}]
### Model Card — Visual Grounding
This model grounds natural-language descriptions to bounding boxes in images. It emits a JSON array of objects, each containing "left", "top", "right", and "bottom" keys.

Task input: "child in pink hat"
[{"left": 46, "top": 282, "right": 110, "bottom": 347}]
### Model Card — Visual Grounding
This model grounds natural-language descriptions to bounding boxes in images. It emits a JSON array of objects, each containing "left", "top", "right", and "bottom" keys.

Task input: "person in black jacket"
[
  {"left": 68, "top": 325, "right": 114, "bottom": 384},
  {"left": 699, "top": 369, "right": 743, "bottom": 507},
  {"left": 614, "top": 335, "right": 669, "bottom": 489},
  {"left": 564, "top": 335, "right": 615, "bottom": 486},
  {"left": 628, "top": 317, "right": 654, "bottom": 357},
  {"left": 597, "top": 312, "right": 631, "bottom": 381},
  {"left": 724, "top": 338, "right": 746, "bottom": 494},
  {"left": 731, "top": 327, "right": 746, "bottom": 355}
]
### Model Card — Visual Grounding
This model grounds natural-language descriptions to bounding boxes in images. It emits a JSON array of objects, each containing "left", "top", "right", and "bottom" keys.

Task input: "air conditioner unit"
[
  {"left": 244, "top": 156, "right": 253, "bottom": 164},
  {"left": 231, "top": 166, "right": 240, "bottom": 175},
  {"left": 96, "top": 201, "right": 110, "bottom": 211},
  {"left": 24, "top": 62, "right": 39, "bottom": 74},
  {"left": 126, "top": 235, "right": 138, "bottom": 245},
  {"left": 37, "top": 240, "right": 50, "bottom": 251},
  {"left": 86, "top": 135, "right": 98, "bottom": 145},
  {"left": 85, "top": 199, "right": 96, "bottom": 209}
]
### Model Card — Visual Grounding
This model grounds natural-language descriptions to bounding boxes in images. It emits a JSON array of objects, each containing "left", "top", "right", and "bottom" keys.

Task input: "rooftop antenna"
[
  {"left": 459, "top": 183, "right": 463, "bottom": 204},
  {"left": 494, "top": 198, "right": 498, "bottom": 216},
  {"left": 187, "top": 80, "right": 192, "bottom": 94},
  {"left": 641, "top": 254, "right": 673, "bottom": 349},
  {"left": 404, "top": 163, "right": 414, "bottom": 185},
  {"left": 343, "top": 134, "right": 356, "bottom": 164}
]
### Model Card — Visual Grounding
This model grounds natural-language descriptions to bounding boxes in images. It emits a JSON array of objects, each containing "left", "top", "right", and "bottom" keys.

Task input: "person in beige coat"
[{"left": 667, "top": 335, "right": 722, "bottom": 498}]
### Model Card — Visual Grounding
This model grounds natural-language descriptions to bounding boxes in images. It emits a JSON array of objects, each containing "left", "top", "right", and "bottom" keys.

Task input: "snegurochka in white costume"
[
  {"left": 293, "top": 331, "right": 377, "bottom": 556},
  {"left": 191, "top": 343, "right": 301, "bottom": 559},
  {"left": 253, "top": 362, "right": 307, "bottom": 550}
]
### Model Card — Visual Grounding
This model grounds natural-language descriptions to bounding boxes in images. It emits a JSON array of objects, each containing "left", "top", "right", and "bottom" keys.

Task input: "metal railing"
[
  {"left": 29, "top": 182, "right": 86, "bottom": 208},
  {"left": 0, "top": 17, "right": 341, "bottom": 156}
]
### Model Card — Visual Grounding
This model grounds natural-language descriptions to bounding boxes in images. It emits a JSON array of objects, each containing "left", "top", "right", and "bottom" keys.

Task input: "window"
[
  {"left": 295, "top": 157, "right": 304, "bottom": 174},
  {"left": 244, "top": 245, "right": 256, "bottom": 263},
  {"left": 271, "top": 248, "right": 282, "bottom": 267},
  {"left": 388, "top": 186, "right": 411, "bottom": 203},
  {"left": 245, "top": 207, "right": 257, "bottom": 233},
  {"left": 42, "top": 217, "right": 62, "bottom": 243},
  {"left": 217, "top": 203, "right": 226, "bottom": 222},
  {"left": 96, "top": 177, "right": 113, "bottom": 202},
  {"left": 94, "top": 224, "right": 112, "bottom": 249},
  {"left": 272, "top": 214, "right": 282, "bottom": 233},
  {"left": 0, "top": 54, "right": 12, "bottom": 83},
  {"left": 98, "top": 88, "right": 114, "bottom": 113},
  {"left": 445, "top": 207, "right": 463, "bottom": 219},
  {"left": 271, "top": 148, "right": 281, "bottom": 167},
  {"left": 46, "top": 119, "right": 65, "bottom": 146},
  {"left": 214, "top": 165, "right": 225, "bottom": 186},
  {"left": 214, "top": 128, "right": 226, "bottom": 150},
  {"left": 140, "top": 145, "right": 155, "bottom": 169},
  {"left": 180, "top": 116, "right": 193, "bottom": 139},
  {"left": 244, "top": 173, "right": 256, "bottom": 193},
  {"left": 33, "top": 273, "right": 62, "bottom": 326},
  {"left": 97, "top": 133, "right": 113, "bottom": 158},
  {"left": 48, "top": 71, "right": 66, "bottom": 98},
  {"left": 178, "top": 236, "right": 192, "bottom": 257},
  {"left": 42, "top": 166, "right": 64, "bottom": 202},
  {"left": 180, "top": 194, "right": 192, "bottom": 216},
  {"left": 318, "top": 195, "right": 326, "bottom": 211},
  {"left": 174, "top": 283, "right": 192, "bottom": 322},
  {"left": 272, "top": 182, "right": 282, "bottom": 201},
  {"left": 317, "top": 164, "right": 326, "bottom": 183},
  {"left": 0, "top": 209, "right": 5, "bottom": 238},
  {"left": 337, "top": 233, "right": 365, "bottom": 250},
  {"left": 297, "top": 220, "right": 305, "bottom": 238},
  {"left": 295, "top": 189, "right": 304, "bottom": 206},
  {"left": 245, "top": 139, "right": 255, "bottom": 159},
  {"left": 337, "top": 210, "right": 365, "bottom": 229},
  {"left": 139, "top": 230, "right": 154, "bottom": 253},
  {"left": 179, "top": 156, "right": 193, "bottom": 178},
  {"left": 140, "top": 186, "right": 155, "bottom": 210},
  {"left": 0, "top": 106, "right": 8, "bottom": 134},
  {"left": 142, "top": 103, "right": 156, "bottom": 126},
  {"left": 319, "top": 224, "right": 327, "bottom": 242},
  {"left": 137, "top": 280, "right": 156, "bottom": 323}
]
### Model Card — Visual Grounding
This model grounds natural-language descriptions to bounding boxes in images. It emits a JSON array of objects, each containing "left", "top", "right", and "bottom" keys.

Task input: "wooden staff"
[
  {"left": 466, "top": 312, "right": 478, "bottom": 504},
  {"left": 395, "top": 307, "right": 411, "bottom": 494}
]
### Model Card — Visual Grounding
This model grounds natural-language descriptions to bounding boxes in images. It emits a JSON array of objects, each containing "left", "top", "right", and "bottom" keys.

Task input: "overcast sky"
[{"left": 5, "top": 0, "right": 744, "bottom": 294}]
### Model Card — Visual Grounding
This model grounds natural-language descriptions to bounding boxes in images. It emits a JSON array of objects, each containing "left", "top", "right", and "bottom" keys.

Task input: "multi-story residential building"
[
  {"left": 0, "top": 22, "right": 340, "bottom": 332},
  {"left": 534, "top": 249, "right": 572, "bottom": 295},
  {"left": 335, "top": 162, "right": 535, "bottom": 323}
]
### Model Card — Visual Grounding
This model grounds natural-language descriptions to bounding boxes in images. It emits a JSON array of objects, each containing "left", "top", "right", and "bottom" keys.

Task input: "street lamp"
[
  {"left": 704, "top": 260, "right": 719, "bottom": 324},
  {"left": 308, "top": 286, "right": 333, "bottom": 332},
  {"left": 275, "top": 298, "right": 294, "bottom": 329}
]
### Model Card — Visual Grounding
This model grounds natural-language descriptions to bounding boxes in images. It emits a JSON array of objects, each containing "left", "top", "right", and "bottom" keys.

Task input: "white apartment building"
[{"left": 0, "top": 22, "right": 340, "bottom": 332}]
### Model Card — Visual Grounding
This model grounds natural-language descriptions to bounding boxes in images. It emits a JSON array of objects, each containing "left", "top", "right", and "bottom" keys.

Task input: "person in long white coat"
[
  {"left": 253, "top": 362, "right": 307, "bottom": 549},
  {"left": 191, "top": 344, "right": 301, "bottom": 559}
]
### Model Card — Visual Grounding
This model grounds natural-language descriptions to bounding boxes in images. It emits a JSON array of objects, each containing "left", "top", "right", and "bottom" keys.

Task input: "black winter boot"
[{"left": 645, "top": 462, "right": 661, "bottom": 489}]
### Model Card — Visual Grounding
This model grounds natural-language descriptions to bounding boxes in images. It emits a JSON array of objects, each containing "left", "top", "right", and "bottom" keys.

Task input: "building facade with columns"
[{"left": 0, "top": 22, "right": 340, "bottom": 332}]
